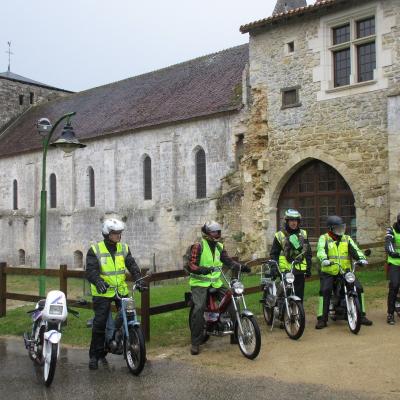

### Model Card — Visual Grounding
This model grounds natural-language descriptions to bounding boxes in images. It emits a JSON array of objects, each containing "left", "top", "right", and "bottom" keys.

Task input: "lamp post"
[{"left": 37, "top": 112, "right": 86, "bottom": 296}]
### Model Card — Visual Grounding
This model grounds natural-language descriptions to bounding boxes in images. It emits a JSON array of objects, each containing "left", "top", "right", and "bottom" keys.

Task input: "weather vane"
[{"left": 6, "top": 41, "right": 13, "bottom": 72}]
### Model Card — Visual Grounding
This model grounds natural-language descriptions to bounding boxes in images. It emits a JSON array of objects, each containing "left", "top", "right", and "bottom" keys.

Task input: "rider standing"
[
  {"left": 270, "top": 209, "right": 312, "bottom": 302},
  {"left": 385, "top": 213, "right": 400, "bottom": 325},
  {"left": 315, "top": 216, "right": 372, "bottom": 329},
  {"left": 86, "top": 218, "right": 142, "bottom": 370},
  {"left": 187, "top": 221, "right": 250, "bottom": 355}
]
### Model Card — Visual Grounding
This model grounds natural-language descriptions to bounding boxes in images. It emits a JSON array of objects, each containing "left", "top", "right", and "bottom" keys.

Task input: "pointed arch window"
[
  {"left": 13, "top": 179, "right": 18, "bottom": 210},
  {"left": 195, "top": 148, "right": 206, "bottom": 199},
  {"left": 88, "top": 167, "right": 95, "bottom": 207},
  {"left": 143, "top": 156, "right": 152, "bottom": 200},
  {"left": 49, "top": 173, "right": 57, "bottom": 208}
]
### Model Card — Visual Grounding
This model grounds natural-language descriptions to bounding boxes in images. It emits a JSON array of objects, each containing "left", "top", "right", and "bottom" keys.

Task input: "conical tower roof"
[{"left": 273, "top": 0, "right": 307, "bottom": 15}]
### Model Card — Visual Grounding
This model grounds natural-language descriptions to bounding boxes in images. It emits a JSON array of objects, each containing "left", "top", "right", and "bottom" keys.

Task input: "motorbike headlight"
[
  {"left": 232, "top": 281, "right": 244, "bottom": 295},
  {"left": 345, "top": 272, "right": 356, "bottom": 283},
  {"left": 285, "top": 272, "right": 295, "bottom": 284},
  {"left": 125, "top": 298, "right": 136, "bottom": 313}
]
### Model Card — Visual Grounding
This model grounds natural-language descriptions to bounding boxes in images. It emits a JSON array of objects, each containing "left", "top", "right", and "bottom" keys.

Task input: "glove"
[
  {"left": 305, "top": 269, "right": 312, "bottom": 278},
  {"left": 136, "top": 281, "right": 146, "bottom": 292},
  {"left": 389, "top": 252, "right": 400, "bottom": 258},
  {"left": 95, "top": 279, "right": 109, "bottom": 294},
  {"left": 358, "top": 259, "right": 368, "bottom": 266},
  {"left": 321, "top": 259, "right": 331, "bottom": 267},
  {"left": 198, "top": 267, "right": 211, "bottom": 275},
  {"left": 240, "top": 264, "right": 251, "bottom": 273}
]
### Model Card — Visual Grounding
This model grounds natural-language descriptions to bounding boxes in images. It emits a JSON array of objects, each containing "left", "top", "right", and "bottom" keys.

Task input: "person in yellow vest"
[
  {"left": 385, "top": 213, "right": 400, "bottom": 325},
  {"left": 270, "top": 209, "right": 312, "bottom": 302},
  {"left": 86, "top": 218, "right": 143, "bottom": 370},
  {"left": 187, "top": 221, "right": 251, "bottom": 355},
  {"left": 315, "top": 215, "right": 372, "bottom": 329}
]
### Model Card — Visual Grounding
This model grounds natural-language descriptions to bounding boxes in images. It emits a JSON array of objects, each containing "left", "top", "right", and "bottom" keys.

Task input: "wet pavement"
[{"left": 0, "top": 337, "right": 390, "bottom": 400}]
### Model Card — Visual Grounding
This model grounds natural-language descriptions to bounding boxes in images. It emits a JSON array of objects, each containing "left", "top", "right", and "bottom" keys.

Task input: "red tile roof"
[
  {"left": 240, "top": 0, "right": 344, "bottom": 33},
  {"left": 0, "top": 44, "right": 248, "bottom": 158}
]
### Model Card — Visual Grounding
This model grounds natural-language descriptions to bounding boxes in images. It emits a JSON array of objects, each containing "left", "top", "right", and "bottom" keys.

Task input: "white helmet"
[{"left": 102, "top": 218, "right": 125, "bottom": 235}]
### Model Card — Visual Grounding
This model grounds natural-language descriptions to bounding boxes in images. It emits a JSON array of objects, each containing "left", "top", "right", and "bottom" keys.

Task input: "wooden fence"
[{"left": 0, "top": 241, "right": 385, "bottom": 341}]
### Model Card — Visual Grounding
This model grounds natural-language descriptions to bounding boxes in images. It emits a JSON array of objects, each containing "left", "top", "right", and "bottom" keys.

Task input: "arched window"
[
  {"left": 13, "top": 179, "right": 18, "bottom": 210},
  {"left": 18, "top": 249, "right": 25, "bottom": 265},
  {"left": 195, "top": 148, "right": 206, "bottom": 199},
  {"left": 143, "top": 156, "right": 152, "bottom": 200},
  {"left": 277, "top": 160, "right": 356, "bottom": 238},
  {"left": 88, "top": 167, "right": 95, "bottom": 207},
  {"left": 49, "top": 173, "right": 57, "bottom": 208},
  {"left": 73, "top": 250, "right": 83, "bottom": 269}
]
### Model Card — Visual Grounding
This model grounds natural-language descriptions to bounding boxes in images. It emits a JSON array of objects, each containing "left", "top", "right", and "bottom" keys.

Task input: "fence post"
[
  {"left": 60, "top": 264, "right": 68, "bottom": 297},
  {"left": 0, "top": 262, "right": 7, "bottom": 317},
  {"left": 141, "top": 280, "right": 150, "bottom": 341}
]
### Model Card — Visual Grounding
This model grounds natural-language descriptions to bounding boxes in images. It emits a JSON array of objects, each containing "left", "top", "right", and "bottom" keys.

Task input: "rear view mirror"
[{"left": 364, "top": 249, "right": 371, "bottom": 257}]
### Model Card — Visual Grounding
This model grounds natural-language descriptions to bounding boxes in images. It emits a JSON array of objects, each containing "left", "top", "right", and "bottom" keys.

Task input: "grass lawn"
[{"left": 0, "top": 267, "right": 388, "bottom": 349}]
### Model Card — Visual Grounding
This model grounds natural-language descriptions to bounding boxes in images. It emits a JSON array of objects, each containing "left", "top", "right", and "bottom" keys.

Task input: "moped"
[{"left": 187, "top": 264, "right": 261, "bottom": 359}]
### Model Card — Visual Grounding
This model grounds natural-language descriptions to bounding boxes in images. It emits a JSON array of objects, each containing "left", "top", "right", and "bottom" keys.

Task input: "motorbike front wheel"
[
  {"left": 235, "top": 315, "right": 261, "bottom": 360},
  {"left": 43, "top": 342, "right": 58, "bottom": 387},
  {"left": 262, "top": 292, "right": 274, "bottom": 326},
  {"left": 283, "top": 299, "right": 305, "bottom": 340},
  {"left": 124, "top": 325, "right": 146, "bottom": 375},
  {"left": 347, "top": 296, "right": 361, "bottom": 335}
]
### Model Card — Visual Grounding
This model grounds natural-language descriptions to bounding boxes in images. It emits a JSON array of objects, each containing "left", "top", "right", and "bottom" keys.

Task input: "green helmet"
[{"left": 284, "top": 209, "right": 301, "bottom": 221}]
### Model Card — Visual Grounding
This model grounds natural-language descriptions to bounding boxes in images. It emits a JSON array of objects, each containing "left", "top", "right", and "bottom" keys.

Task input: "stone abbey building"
[{"left": 0, "top": 0, "right": 399, "bottom": 270}]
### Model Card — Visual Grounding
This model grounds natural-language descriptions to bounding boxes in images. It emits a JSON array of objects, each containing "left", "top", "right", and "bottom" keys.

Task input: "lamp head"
[{"left": 37, "top": 118, "right": 52, "bottom": 136}]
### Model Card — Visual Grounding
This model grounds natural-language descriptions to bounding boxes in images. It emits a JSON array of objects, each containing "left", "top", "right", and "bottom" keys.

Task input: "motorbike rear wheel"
[
  {"left": 283, "top": 299, "right": 305, "bottom": 340},
  {"left": 43, "top": 342, "right": 58, "bottom": 387},
  {"left": 347, "top": 295, "right": 361, "bottom": 335},
  {"left": 124, "top": 325, "right": 146, "bottom": 375},
  {"left": 235, "top": 315, "right": 261, "bottom": 360}
]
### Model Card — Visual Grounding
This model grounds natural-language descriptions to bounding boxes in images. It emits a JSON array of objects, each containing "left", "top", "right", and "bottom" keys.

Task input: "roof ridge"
[{"left": 74, "top": 43, "right": 248, "bottom": 96}]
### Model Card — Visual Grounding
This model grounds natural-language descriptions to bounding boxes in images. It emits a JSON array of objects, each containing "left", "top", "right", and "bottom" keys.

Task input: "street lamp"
[{"left": 37, "top": 112, "right": 86, "bottom": 296}]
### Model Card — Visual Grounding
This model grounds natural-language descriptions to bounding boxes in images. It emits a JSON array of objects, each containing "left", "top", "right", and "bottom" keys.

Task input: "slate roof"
[
  {"left": 0, "top": 70, "right": 72, "bottom": 92},
  {"left": 240, "top": 0, "right": 345, "bottom": 33},
  {"left": 0, "top": 44, "right": 248, "bottom": 158}
]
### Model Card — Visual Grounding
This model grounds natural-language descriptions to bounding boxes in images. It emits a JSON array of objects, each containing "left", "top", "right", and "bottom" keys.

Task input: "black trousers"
[
  {"left": 317, "top": 273, "right": 365, "bottom": 321},
  {"left": 387, "top": 265, "right": 400, "bottom": 314},
  {"left": 293, "top": 273, "right": 305, "bottom": 302},
  {"left": 190, "top": 286, "right": 235, "bottom": 346},
  {"left": 89, "top": 296, "right": 122, "bottom": 359}
]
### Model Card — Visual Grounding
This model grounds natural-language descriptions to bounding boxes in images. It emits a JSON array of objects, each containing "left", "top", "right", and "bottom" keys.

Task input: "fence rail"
[{"left": 0, "top": 241, "right": 386, "bottom": 340}]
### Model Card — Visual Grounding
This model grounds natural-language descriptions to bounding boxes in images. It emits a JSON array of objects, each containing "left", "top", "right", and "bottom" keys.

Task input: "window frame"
[
  {"left": 281, "top": 86, "right": 301, "bottom": 109},
  {"left": 195, "top": 148, "right": 207, "bottom": 199},
  {"left": 143, "top": 155, "right": 152, "bottom": 201},
  {"left": 13, "top": 179, "right": 18, "bottom": 210},
  {"left": 329, "top": 15, "right": 376, "bottom": 88},
  {"left": 49, "top": 173, "right": 57, "bottom": 209}
]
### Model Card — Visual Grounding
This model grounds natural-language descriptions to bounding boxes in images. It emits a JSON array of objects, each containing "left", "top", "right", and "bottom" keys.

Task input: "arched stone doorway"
[
  {"left": 277, "top": 160, "right": 356, "bottom": 239},
  {"left": 18, "top": 249, "right": 25, "bottom": 265}
]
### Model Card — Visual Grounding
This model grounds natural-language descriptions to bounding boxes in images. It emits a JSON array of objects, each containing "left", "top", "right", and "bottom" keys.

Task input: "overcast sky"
[{"left": 1, "top": 0, "right": 312, "bottom": 92}]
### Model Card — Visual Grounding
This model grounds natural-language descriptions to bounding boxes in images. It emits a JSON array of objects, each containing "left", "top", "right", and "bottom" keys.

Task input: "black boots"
[{"left": 315, "top": 319, "right": 327, "bottom": 329}]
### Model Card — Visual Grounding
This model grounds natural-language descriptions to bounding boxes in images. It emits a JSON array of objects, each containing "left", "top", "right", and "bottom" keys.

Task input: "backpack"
[{"left": 183, "top": 243, "right": 199, "bottom": 274}]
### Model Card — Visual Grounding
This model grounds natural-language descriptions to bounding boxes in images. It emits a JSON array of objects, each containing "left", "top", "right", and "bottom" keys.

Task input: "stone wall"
[
  {"left": 0, "top": 112, "right": 240, "bottom": 269},
  {"left": 0, "top": 78, "right": 69, "bottom": 130},
  {"left": 236, "top": 0, "right": 400, "bottom": 257}
]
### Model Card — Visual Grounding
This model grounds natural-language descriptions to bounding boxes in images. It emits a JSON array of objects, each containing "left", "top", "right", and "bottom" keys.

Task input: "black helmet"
[
  {"left": 327, "top": 215, "right": 346, "bottom": 236},
  {"left": 201, "top": 220, "right": 222, "bottom": 242}
]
